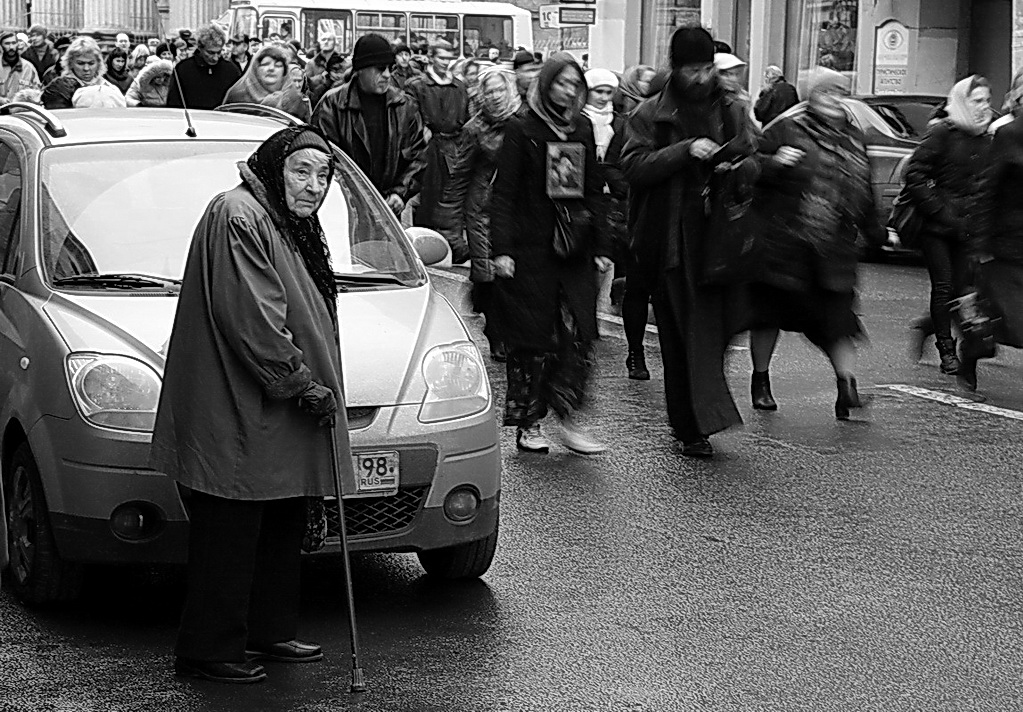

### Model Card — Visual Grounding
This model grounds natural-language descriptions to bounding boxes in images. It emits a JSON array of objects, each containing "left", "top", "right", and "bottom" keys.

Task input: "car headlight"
[
  {"left": 418, "top": 342, "right": 491, "bottom": 423},
  {"left": 64, "top": 353, "right": 162, "bottom": 432}
]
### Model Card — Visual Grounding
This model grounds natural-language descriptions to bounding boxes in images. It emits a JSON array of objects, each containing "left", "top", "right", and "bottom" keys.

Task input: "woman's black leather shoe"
[
  {"left": 246, "top": 639, "right": 323, "bottom": 663},
  {"left": 174, "top": 658, "right": 267, "bottom": 684},
  {"left": 957, "top": 357, "right": 978, "bottom": 392},
  {"left": 751, "top": 370, "right": 777, "bottom": 410},
  {"left": 681, "top": 438, "right": 714, "bottom": 458},
  {"left": 626, "top": 350, "right": 650, "bottom": 380},
  {"left": 835, "top": 375, "right": 862, "bottom": 420}
]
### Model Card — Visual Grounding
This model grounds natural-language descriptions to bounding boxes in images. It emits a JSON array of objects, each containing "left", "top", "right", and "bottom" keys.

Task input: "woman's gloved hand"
[{"left": 298, "top": 381, "right": 338, "bottom": 427}]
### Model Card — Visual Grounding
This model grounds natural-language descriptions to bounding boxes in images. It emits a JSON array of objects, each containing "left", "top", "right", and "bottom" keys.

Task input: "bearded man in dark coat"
[
  {"left": 405, "top": 40, "right": 470, "bottom": 257},
  {"left": 150, "top": 126, "right": 354, "bottom": 684},
  {"left": 620, "top": 26, "right": 757, "bottom": 458}
]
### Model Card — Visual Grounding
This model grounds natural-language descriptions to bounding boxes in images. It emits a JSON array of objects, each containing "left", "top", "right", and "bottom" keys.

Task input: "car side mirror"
[{"left": 405, "top": 227, "right": 450, "bottom": 267}]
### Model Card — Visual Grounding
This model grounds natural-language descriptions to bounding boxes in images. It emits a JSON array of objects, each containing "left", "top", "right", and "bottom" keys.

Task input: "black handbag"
[
  {"left": 701, "top": 162, "right": 757, "bottom": 286},
  {"left": 888, "top": 187, "right": 924, "bottom": 249},
  {"left": 552, "top": 201, "right": 592, "bottom": 259}
]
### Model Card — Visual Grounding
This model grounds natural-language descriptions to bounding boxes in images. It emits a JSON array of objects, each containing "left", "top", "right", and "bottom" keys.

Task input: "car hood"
[{"left": 42, "top": 283, "right": 468, "bottom": 406}]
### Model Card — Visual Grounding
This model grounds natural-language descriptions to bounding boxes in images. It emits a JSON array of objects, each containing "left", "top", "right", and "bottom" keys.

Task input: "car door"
[{"left": 0, "top": 139, "right": 28, "bottom": 423}]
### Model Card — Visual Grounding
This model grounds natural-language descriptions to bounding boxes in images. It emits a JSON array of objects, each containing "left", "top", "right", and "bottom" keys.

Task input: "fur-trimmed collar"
[{"left": 238, "top": 161, "right": 288, "bottom": 229}]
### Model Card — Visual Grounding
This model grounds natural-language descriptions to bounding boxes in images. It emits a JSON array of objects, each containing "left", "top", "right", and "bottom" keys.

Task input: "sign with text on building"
[
  {"left": 539, "top": 3, "right": 596, "bottom": 28},
  {"left": 874, "top": 19, "right": 910, "bottom": 94},
  {"left": 539, "top": 5, "right": 562, "bottom": 29}
]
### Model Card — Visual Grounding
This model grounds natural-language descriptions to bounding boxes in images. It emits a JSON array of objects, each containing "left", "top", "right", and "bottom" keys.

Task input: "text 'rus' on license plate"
[{"left": 352, "top": 451, "right": 399, "bottom": 495}]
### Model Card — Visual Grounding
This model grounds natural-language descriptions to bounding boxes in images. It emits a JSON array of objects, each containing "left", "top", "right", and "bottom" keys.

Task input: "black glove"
[{"left": 297, "top": 381, "right": 337, "bottom": 427}]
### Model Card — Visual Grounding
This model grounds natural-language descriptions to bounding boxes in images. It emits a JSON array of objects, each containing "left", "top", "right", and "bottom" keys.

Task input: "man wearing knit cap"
[
  {"left": 390, "top": 41, "right": 420, "bottom": 91},
  {"left": 620, "top": 25, "right": 758, "bottom": 458},
  {"left": 313, "top": 33, "right": 427, "bottom": 217},
  {"left": 513, "top": 49, "right": 541, "bottom": 100},
  {"left": 405, "top": 40, "right": 469, "bottom": 250},
  {"left": 22, "top": 24, "right": 59, "bottom": 79},
  {"left": 0, "top": 31, "right": 40, "bottom": 105}
]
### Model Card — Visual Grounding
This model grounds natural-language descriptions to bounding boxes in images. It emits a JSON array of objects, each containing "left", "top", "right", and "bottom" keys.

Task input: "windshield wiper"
[
  {"left": 53, "top": 273, "right": 182, "bottom": 290},
  {"left": 334, "top": 272, "right": 406, "bottom": 287}
]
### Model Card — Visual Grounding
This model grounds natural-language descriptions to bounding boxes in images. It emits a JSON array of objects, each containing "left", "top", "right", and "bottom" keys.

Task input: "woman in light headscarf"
[
  {"left": 436, "top": 68, "right": 521, "bottom": 362},
  {"left": 746, "top": 67, "right": 886, "bottom": 420},
  {"left": 957, "top": 70, "right": 1023, "bottom": 391},
  {"left": 613, "top": 64, "right": 656, "bottom": 114},
  {"left": 260, "top": 62, "right": 311, "bottom": 121},
  {"left": 488, "top": 53, "right": 613, "bottom": 455},
  {"left": 904, "top": 75, "right": 992, "bottom": 379},
  {"left": 125, "top": 59, "right": 173, "bottom": 107},
  {"left": 223, "top": 45, "right": 290, "bottom": 106}
]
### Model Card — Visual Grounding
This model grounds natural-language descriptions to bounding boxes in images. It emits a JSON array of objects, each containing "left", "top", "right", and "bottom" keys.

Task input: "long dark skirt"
[
  {"left": 503, "top": 295, "right": 593, "bottom": 428},
  {"left": 747, "top": 282, "right": 864, "bottom": 350}
]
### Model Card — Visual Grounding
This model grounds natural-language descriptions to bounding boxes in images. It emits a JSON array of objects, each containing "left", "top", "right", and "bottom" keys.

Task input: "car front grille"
[{"left": 324, "top": 486, "right": 429, "bottom": 539}]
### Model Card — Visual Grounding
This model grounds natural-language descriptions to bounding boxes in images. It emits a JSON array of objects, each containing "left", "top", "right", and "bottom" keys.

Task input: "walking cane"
[{"left": 329, "top": 425, "right": 367, "bottom": 693}]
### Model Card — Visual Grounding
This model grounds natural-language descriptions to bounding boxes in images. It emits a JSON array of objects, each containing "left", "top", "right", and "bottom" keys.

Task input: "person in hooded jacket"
[
  {"left": 151, "top": 125, "right": 351, "bottom": 684},
  {"left": 223, "top": 45, "right": 290, "bottom": 105},
  {"left": 126, "top": 59, "right": 173, "bottom": 107},
  {"left": 436, "top": 67, "right": 521, "bottom": 362},
  {"left": 489, "top": 53, "right": 613, "bottom": 455},
  {"left": 904, "top": 75, "right": 993, "bottom": 377},
  {"left": 105, "top": 47, "right": 133, "bottom": 94},
  {"left": 613, "top": 64, "right": 656, "bottom": 115}
]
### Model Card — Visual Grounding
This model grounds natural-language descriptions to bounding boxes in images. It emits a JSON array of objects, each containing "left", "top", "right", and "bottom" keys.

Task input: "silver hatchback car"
[{"left": 0, "top": 105, "right": 500, "bottom": 604}]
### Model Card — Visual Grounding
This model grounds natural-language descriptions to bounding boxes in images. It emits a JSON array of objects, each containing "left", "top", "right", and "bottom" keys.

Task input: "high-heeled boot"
[
  {"left": 626, "top": 349, "right": 650, "bottom": 380},
  {"left": 751, "top": 370, "right": 777, "bottom": 410},
  {"left": 835, "top": 375, "right": 862, "bottom": 420},
  {"left": 936, "top": 336, "right": 960, "bottom": 375}
]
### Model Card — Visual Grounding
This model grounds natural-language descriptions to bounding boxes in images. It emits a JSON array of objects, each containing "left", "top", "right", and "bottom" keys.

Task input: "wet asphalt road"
[{"left": 2, "top": 261, "right": 1022, "bottom": 712}]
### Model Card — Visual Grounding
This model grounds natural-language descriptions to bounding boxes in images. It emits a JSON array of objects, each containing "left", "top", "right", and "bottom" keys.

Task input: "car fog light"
[
  {"left": 443, "top": 487, "right": 480, "bottom": 523},
  {"left": 110, "top": 502, "right": 163, "bottom": 541}
]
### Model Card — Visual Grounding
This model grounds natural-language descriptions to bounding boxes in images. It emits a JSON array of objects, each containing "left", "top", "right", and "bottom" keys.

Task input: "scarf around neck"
[
  {"left": 427, "top": 66, "right": 453, "bottom": 86},
  {"left": 477, "top": 68, "right": 520, "bottom": 124},
  {"left": 581, "top": 103, "right": 614, "bottom": 160}
]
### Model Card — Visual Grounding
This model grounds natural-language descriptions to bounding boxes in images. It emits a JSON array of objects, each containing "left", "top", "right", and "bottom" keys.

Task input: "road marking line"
[
  {"left": 428, "top": 267, "right": 747, "bottom": 351},
  {"left": 879, "top": 384, "right": 1023, "bottom": 421}
]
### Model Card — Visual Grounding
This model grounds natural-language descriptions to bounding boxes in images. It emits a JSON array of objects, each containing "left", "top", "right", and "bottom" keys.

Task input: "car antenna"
[{"left": 150, "top": 0, "right": 197, "bottom": 137}]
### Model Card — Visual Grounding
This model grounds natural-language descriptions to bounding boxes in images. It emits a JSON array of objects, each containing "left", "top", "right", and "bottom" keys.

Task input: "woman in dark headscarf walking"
[
  {"left": 150, "top": 125, "right": 353, "bottom": 684},
  {"left": 904, "top": 75, "right": 993, "bottom": 376},
  {"left": 437, "top": 67, "right": 521, "bottom": 361},
  {"left": 614, "top": 64, "right": 656, "bottom": 114},
  {"left": 489, "top": 53, "right": 613, "bottom": 455}
]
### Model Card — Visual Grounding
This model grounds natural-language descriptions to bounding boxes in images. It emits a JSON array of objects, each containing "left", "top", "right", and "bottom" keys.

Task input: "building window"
[
  {"left": 787, "top": 0, "right": 859, "bottom": 85},
  {"left": 647, "top": 0, "right": 701, "bottom": 66}
]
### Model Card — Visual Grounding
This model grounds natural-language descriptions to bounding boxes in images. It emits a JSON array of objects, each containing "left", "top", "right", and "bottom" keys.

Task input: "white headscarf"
[{"left": 946, "top": 75, "right": 992, "bottom": 136}]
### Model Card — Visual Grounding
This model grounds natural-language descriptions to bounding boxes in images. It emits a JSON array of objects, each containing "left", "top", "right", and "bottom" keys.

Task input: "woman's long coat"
[
  {"left": 488, "top": 109, "right": 611, "bottom": 352},
  {"left": 149, "top": 164, "right": 354, "bottom": 500}
]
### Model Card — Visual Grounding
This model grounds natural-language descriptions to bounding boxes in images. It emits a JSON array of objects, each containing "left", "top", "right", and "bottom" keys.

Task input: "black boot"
[
  {"left": 751, "top": 370, "right": 777, "bottom": 410},
  {"left": 626, "top": 349, "right": 650, "bottom": 380},
  {"left": 957, "top": 356, "right": 978, "bottom": 392},
  {"left": 936, "top": 336, "right": 960, "bottom": 375},
  {"left": 835, "top": 375, "right": 862, "bottom": 420}
]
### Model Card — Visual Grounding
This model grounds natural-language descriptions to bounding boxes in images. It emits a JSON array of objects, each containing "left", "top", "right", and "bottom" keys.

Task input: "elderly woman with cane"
[{"left": 150, "top": 125, "right": 354, "bottom": 684}]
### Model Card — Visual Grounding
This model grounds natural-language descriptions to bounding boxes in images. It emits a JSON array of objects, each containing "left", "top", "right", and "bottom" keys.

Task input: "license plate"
[{"left": 351, "top": 451, "right": 399, "bottom": 496}]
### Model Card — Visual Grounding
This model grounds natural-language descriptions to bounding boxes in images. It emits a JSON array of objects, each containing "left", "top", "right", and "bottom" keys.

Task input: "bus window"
[
  {"left": 232, "top": 7, "right": 258, "bottom": 40},
  {"left": 302, "top": 10, "right": 353, "bottom": 54},
  {"left": 261, "top": 15, "right": 296, "bottom": 42},
  {"left": 355, "top": 12, "right": 408, "bottom": 46},
  {"left": 463, "top": 15, "right": 513, "bottom": 59},
  {"left": 409, "top": 14, "right": 458, "bottom": 55}
]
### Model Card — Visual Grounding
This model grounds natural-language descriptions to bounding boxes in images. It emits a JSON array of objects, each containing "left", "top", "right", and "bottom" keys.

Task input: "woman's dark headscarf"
[
  {"left": 246, "top": 125, "right": 338, "bottom": 315},
  {"left": 527, "top": 52, "right": 586, "bottom": 140}
]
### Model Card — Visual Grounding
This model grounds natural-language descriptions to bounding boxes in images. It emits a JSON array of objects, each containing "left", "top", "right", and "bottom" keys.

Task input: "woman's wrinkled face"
[
  {"left": 112, "top": 57, "right": 126, "bottom": 72},
  {"left": 71, "top": 54, "right": 99, "bottom": 82},
  {"left": 257, "top": 57, "right": 285, "bottom": 88},
  {"left": 967, "top": 86, "right": 992, "bottom": 125},
  {"left": 284, "top": 148, "right": 331, "bottom": 218},
  {"left": 587, "top": 85, "right": 613, "bottom": 109},
  {"left": 637, "top": 68, "right": 656, "bottom": 96},
  {"left": 550, "top": 66, "right": 581, "bottom": 109}
]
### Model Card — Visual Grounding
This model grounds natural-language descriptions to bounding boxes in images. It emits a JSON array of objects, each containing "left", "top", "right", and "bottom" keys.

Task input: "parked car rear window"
[{"left": 38, "top": 141, "right": 426, "bottom": 288}]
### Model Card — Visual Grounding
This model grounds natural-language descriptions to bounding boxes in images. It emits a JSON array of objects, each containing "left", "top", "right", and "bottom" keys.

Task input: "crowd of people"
[{"left": 0, "top": 20, "right": 1018, "bottom": 460}]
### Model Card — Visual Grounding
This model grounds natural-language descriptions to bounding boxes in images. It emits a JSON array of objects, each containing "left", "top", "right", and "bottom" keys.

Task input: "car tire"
[
  {"left": 4, "top": 443, "right": 84, "bottom": 605},
  {"left": 416, "top": 526, "right": 498, "bottom": 580}
]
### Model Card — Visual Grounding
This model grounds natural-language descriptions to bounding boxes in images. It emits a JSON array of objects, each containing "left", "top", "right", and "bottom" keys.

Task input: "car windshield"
[{"left": 38, "top": 141, "right": 426, "bottom": 290}]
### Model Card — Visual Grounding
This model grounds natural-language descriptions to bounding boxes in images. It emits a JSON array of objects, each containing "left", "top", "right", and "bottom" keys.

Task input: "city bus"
[{"left": 222, "top": 0, "right": 534, "bottom": 60}]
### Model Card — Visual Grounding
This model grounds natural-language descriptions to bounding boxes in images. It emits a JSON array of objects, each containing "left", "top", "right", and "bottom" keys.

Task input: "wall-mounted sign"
[
  {"left": 559, "top": 7, "right": 596, "bottom": 25},
  {"left": 539, "top": 5, "right": 561, "bottom": 29},
  {"left": 874, "top": 19, "right": 910, "bottom": 94}
]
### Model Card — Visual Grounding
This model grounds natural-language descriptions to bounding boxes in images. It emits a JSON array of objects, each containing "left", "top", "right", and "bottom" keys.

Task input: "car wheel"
[
  {"left": 417, "top": 526, "right": 498, "bottom": 580},
  {"left": 5, "top": 443, "right": 84, "bottom": 604}
]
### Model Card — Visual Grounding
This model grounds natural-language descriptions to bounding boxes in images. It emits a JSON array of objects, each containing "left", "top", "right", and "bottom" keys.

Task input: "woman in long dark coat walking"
[
  {"left": 150, "top": 126, "right": 354, "bottom": 684},
  {"left": 746, "top": 68, "right": 886, "bottom": 420},
  {"left": 489, "top": 53, "right": 613, "bottom": 455},
  {"left": 437, "top": 67, "right": 521, "bottom": 361}
]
